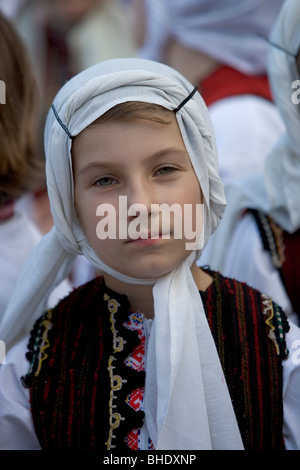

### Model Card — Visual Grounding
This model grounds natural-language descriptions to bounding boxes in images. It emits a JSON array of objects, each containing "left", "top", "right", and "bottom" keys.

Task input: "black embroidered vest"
[{"left": 22, "top": 271, "right": 289, "bottom": 450}]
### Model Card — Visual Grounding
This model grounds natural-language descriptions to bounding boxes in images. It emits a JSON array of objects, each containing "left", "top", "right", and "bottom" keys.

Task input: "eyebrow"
[{"left": 76, "top": 148, "right": 188, "bottom": 175}]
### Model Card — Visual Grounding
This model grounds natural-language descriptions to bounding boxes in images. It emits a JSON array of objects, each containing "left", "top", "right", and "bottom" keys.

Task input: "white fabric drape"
[
  {"left": 140, "top": 0, "right": 284, "bottom": 75},
  {"left": 0, "top": 58, "right": 243, "bottom": 449}
]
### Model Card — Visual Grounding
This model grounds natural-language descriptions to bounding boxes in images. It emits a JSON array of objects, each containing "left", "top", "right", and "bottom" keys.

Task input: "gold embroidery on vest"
[
  {"left": 262, "top": 294, "right": 279, "bottom": 355},
  {"left": 35, "top": 309, "right": 53, "bottom": 377},
  {"left": 104, "top": 293, "right": 126, "bottom": 449}
]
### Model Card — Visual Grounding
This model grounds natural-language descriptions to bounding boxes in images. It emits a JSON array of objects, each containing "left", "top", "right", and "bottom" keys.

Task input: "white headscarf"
[
  {"left": 0, "top": 58, "right": 243, "bottom": 449},
  {"left": 140, "top": 0, "right": 284, "bottom": 75},
  {"left": 206, "top": 0, "right": 300, "bottom": 272}
]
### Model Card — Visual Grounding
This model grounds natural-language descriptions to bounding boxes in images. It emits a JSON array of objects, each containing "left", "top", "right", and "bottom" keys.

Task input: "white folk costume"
[
  {"left": 0, "top": 58, "right": 299, "bottom": 450},
  {"left": 140, "top": 0, "right": 285, "bottom": 189},
  {"left": 204, "top": 0, "right": 300, "bottom": 325}
]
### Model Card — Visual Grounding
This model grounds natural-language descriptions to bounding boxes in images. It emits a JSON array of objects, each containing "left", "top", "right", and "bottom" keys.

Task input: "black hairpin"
[
  {"left": 257, "top": 32, "right": 297, "bottom": 58},
  {"left": 51, "top": 104, "right": 74, "bottom": 139},
  {"left": 52, "top": 86, "right": 199, "bottom": 138},
  {"left": 174, "top": 86, "right": 198, "bottom": 113}
]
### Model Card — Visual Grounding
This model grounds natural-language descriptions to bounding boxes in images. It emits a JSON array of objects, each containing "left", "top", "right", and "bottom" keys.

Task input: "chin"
[{"left": 125, "top": 263, "right": 177, "bottom": 280}]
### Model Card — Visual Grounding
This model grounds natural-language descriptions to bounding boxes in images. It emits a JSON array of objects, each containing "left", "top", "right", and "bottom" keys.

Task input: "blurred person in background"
[
  {"left": 15, "top": 0, "right": 137, "bottom": 113},
  {"left": 0, "top": 13, "right": 71, "bottom": 323},
  {"left": 203, "top": 0, "right": 300, "bottom": 326}
]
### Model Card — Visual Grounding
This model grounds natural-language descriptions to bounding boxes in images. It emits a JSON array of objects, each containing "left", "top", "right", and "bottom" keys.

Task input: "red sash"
[{"left": 199, "top": 65, "right": 272, "bottom": 106}]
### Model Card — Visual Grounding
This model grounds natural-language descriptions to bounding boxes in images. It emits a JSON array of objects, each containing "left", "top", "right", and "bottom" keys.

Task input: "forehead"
[{"left": 71, "top": 112, "right": 187, "bottom": 168}]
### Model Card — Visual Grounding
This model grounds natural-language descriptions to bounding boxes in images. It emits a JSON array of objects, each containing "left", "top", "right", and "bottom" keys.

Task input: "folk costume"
[
  {"left": 205, "top": 0, "right": 300, "bottom": 325},
  {"left": 0, "top": 57, "right": 299, "bottom": 450},
  {"left": 1, "top": 267, "right": 300, "bottom": 449},
  {"left": 10, "top": 270, "right": 291, "bottom": 450}
]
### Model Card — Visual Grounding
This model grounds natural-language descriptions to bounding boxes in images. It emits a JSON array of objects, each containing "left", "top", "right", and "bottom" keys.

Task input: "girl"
[{"left": 0, "top": 57, "right": 299, "bottom": 450}]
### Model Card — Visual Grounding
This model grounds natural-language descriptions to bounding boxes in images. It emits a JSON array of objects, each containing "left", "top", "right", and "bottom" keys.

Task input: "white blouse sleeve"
[
  {"left": 222, "top": 213, "right": 295, "bottom": 320},
  {"left": 0, "top": 337, "right": 41, "bottom": 450}
]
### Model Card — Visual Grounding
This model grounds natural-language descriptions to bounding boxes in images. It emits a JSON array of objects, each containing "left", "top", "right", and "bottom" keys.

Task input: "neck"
[
  {"left": 164, "top": 39, "right": 220, "bottom": 85},
  {"left": 103, "top": 273, "right": 155, "bottom": 319},
  {"left": 103, "top": 263, "right": 212, "bottom": 319}
]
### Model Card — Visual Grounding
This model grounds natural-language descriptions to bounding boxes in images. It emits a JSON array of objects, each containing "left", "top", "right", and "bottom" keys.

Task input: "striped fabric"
[
  {"left": 22, "top": 270, "right": 289, "bottom": 450},
  {"left": 201, "top": 271, "right": 289, "bottom": 449}
]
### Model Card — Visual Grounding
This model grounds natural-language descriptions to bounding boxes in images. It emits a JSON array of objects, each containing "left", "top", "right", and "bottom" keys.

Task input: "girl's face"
[{"left": 72, "top": 113, "right": 203, "bottom": 280}]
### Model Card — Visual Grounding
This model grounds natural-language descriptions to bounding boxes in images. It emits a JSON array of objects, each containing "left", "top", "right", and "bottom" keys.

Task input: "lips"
[
  {"left": 126, "top": 233, "right": 171, "bottom": 245},
  {"left": 127, "top": 233, "right": 160, "bottom": 242},
  {"left": 126, "top": 231, "right": 172, "bottom": 242}
]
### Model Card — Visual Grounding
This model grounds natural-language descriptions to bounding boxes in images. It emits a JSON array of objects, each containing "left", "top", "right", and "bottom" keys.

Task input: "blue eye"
[
  {"left": 156, "top": 166, "right": 176, "bottom": 175},
  {"left": 95, "top": 176, "right": 116, "bottom": 186}
]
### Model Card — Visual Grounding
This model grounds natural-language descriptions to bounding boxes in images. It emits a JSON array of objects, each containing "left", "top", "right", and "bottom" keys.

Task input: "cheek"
[
  {"left": 189, "top": 172, "right": 202, "bottom": 201},
  {"left": 176, "top": 175, "right": 202, "bottom": 205},
  {"left": 78, "top": 205, "right": 117, "bottom": 261},
  {"left": 178, "top": 177, "right": 203, "bottom": 242},
  {"left": 75, "top": 193, "right": 119, "bottom": 260},
  {"left": 75, "top": 190, "right": 98, "bottom": 241}
]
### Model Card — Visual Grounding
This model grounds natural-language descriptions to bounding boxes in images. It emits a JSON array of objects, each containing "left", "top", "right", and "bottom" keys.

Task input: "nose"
[
  {"left": 122, "top": 177, "right": 164, "bottom": 239},
  {"left": 126, "top": 178, "right": 154, "bottom": 218}
]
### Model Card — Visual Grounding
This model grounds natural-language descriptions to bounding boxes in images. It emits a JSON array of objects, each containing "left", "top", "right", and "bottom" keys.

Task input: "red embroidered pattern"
[
  {"left": 123, "top": 312, "right": 153, "bottom": 450},
  {"left": 126, "top": 387, "right": 144, "bottom": 411}
]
